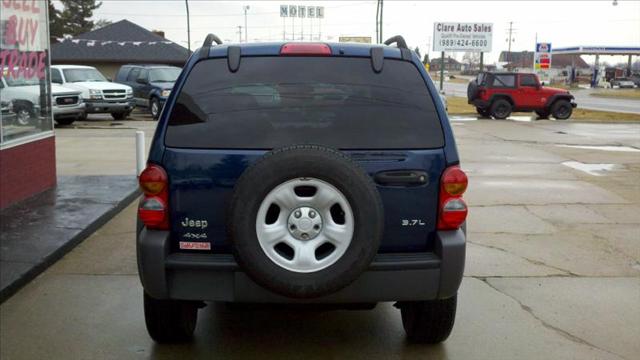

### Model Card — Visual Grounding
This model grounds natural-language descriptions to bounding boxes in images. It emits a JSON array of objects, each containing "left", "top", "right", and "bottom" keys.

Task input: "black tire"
[
  {"left": 143, "top": 292, "right": 198, "bottom": 343},
  {"left": 78, "top": 112, "right": 87, "bottom": 121},
  {"left": 535, "top": 110, "right": 550, "bottom": 119},
  {"left": 111, "top": 112, "right": 127, "bottom": 120},
  {"left": 467, "top": 80, "right": 479, "bottom": 101},
  {"left": 551, "top": 99, "right": 573, "bottom": 120},
  {"left": 490, "top": 99, "right": 512, "bottom": 119},
  {"left": 228, "top": 144, "right": 384, "bottom": 299},
  {"left": 14, "top": 103, "right": 35, "bottom": 126},
  {"left": 399, "top": 295, "right": 457, "bottom": 344},
  {"left": 55, "top": 118, "right": 75, "bottom": 126},
  {"left": 150, "top": 97, "right": 161, "bottom": 119},
  {"left": 476, "top": 107, "right": 490, "bottom": 118}
]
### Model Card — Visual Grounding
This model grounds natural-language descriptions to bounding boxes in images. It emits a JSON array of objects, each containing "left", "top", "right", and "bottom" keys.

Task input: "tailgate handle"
[{"left": 374, "top": 170, "right": 429, "bottom": 186}]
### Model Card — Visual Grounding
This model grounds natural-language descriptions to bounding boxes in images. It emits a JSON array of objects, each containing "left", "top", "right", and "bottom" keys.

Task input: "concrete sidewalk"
[
  {"left": 0, "top": 113, "right": 155, "bottom": 302},
  {"left": 0, "top": 176, "right": 138, "bottom": 301}
]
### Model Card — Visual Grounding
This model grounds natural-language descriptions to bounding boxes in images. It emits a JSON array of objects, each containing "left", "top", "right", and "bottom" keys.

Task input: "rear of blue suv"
[{"left": 137, "top": 36, "right": 468, "bottom": 344}]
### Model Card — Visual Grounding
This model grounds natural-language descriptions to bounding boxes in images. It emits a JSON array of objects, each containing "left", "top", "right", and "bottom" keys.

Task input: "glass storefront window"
[{"left": 0, "top": 1, "right": 53, "bottom": 146}]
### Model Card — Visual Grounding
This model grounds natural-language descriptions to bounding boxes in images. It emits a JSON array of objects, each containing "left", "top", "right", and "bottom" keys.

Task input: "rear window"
[
  {"left": 165, "top": 57, "right": 443, "bottom": 149},
  {"left": 490, "top": 74, "right": 516, "bottom": 88}
]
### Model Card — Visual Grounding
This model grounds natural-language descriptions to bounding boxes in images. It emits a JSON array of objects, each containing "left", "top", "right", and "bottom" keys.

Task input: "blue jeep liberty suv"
[{"left": 137, "top": 34, "right": 468, "bottom": 344}]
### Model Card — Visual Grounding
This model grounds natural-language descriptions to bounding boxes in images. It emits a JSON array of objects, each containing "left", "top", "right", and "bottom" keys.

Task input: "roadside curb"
[{"left": 0, "top": 180, "right": 140, "bottom": 304}]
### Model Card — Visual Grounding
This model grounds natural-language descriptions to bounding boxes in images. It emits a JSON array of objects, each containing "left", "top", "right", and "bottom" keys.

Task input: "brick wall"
[{"left": 0, "top": 136, "right": 57, "bottom": 209}]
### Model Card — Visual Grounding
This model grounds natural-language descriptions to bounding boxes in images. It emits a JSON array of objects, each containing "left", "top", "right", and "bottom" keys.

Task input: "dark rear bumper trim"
[{"left": 165, "top": 252, "right": 441, "bottom": 272}]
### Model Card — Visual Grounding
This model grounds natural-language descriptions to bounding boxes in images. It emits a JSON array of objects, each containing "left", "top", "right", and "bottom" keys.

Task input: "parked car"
[
  {"left": 1, "top": 68, "right": 85, "bottom": 126},
  {"left": 1, "top": 100, "right": 17, "bottom": 126},
  {"left": 51, "top": 65, "right": 135, "bottom": 120},
  {"left": 137, "top": 35, "right": 467, "bottom": 344},
  {"left": 467, "top": 72, "right": 577, "bottom": 120},
  {"left": 115, "top": 64, "right": 181, "bottom": 119},
  {"left": 610, "top": 77, "right": 636, "bottom": 89}
]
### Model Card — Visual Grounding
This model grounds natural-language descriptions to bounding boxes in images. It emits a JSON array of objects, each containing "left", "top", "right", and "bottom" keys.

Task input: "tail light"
[
  {"left": 138, "top": 164, "right": 169, "bottom": 230},
  {"left": 437, "top": 166, "right": 468, "bottom": 230},
  {"left": 280, "top": 43, "right": 331, "bottom": 56}
]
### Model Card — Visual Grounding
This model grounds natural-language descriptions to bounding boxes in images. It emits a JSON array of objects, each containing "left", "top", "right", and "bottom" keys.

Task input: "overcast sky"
[{"left": 57, "top": 0, "right": 640, "bottom": 64}]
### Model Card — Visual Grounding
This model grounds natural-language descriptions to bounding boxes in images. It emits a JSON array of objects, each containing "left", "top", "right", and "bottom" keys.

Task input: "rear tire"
[
  {"left": 490, "top": 99, "right": 512, "bottom": 119},
  {"left": 476, "top": 107, "right": 490, "bottom": 118},
  {"left": 111, "top": 112, "right": 127, "bottom": 120},
  {"left": 551, "top": 100, "right": 573, "bottom": 120},
  {"left": 467, "top": 81, "right": 479, "bottom": 101},
  {"left": 399, "top": 295, "right": 457, "bottom": 344},
  {"left": 143, "top": 292, "right": 199, "bottom": 343},
  {"left": 55, "top": 118, "right": 75, "bottom": 126},
  {"left": 535, "top": 110, "right": 550, "bottom": 119},
  {"left": 150, "top": 97, "right": 161, "bottom": 120},
  {"left": 14, "top": 103, "right": 35, "bottom": 126}
]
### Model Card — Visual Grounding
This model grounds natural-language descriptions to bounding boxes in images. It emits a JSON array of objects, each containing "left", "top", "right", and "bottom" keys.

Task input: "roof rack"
[
  {"left": 383, "top": 35, "right": 407, "bottom": 49},
  {"left": 198, "top": 33, "right": 223, "bottom": 59}
]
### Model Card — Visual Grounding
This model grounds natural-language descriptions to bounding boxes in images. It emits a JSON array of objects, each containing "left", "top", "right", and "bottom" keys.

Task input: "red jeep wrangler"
[{"left": 467, "top": 72, "right": 577, "bottom": 120}]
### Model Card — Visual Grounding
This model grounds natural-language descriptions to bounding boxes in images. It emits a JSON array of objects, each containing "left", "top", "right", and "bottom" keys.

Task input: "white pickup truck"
[
  {"left": 51, "top": 65, "right": 135, "bottom": 120},
  {"left": 1, "top": 70, "right": 85, "bottom": 126}
]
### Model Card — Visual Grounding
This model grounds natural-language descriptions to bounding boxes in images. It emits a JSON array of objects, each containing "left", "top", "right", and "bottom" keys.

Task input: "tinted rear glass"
[{"left": 165, "top": 57, "right": 443, "bottom": 149}]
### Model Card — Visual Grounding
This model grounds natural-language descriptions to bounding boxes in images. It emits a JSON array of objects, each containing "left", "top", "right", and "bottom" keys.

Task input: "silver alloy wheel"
[
  {"left": 151, "top": 99, "right": 159, "bottom": 118},
  {"left": 255, "top": 178, "right": 354, "bottom": 273},
  {"left": 16, "top": 109, "right": 31, "bottom": 126}
]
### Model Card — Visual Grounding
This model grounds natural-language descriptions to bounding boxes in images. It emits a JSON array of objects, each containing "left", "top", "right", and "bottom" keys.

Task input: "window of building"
[{"left": 0, "top": 3, "right": 53, "bottom": 145}]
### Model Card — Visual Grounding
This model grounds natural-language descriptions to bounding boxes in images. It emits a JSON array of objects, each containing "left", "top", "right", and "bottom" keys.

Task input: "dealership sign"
[
  {"left": 280, "top": 5, "right": 324, "bottom": 18},
  {"left": 433, "top": 22, "right": 493, "bottom": 52},
  {"left": 535, "top": 42, "right": 552, "bottom": 70}
]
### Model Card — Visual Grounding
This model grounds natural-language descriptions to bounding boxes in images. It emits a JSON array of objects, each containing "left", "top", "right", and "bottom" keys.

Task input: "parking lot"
[{"left": 1, "top": 112, "right": 638, "bottom": 359}]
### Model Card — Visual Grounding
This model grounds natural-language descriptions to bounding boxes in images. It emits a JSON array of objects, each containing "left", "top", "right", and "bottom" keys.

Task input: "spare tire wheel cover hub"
[{"left": 256, "top": 178, "right": 354, "bottom": 273}]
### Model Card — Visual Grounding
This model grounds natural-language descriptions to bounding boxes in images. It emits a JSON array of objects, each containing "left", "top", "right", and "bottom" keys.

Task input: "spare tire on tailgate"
[
  {"left": 467, "top": 80, "right": 479, "bottom": 101},
  {"left": 228, "top": 145, "right": 384, "bottom": 299}
]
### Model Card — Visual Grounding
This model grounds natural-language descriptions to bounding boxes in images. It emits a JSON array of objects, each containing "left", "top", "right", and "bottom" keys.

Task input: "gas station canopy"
[{"left": 553, "top": 46, "right": 640, "bottom": 56}]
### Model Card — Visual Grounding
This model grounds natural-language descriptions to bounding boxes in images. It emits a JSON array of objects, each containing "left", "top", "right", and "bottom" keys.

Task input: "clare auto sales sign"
[{"left": 433, "top": 22, "right": 493, "bottom": 52}]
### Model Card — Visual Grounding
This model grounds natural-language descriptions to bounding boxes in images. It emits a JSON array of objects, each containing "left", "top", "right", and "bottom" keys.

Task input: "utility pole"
[
  {"left": 440, "top": 51, "right": 445, "bottom": 91},
  {"left": 237, "top": 26, "right": 243, "bottom": 42},
  {"left": 243, "top": 6, "right": 250, "bottom": 43},
  {"left": 507, "top": 21, "right": 514, "bottom": 64},
  {"left": 185, "top": 0, "right": 191, "bottom": 52}
]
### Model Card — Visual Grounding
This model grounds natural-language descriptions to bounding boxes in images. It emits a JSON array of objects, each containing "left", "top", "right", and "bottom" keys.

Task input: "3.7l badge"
[{"left": 401, "top": 219, "right": 426, "bottom": 226}]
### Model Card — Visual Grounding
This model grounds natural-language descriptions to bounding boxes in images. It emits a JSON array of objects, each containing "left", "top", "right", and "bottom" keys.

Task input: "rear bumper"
[{"left": 137, "top": 229, "right": 466, "bottom": 303}]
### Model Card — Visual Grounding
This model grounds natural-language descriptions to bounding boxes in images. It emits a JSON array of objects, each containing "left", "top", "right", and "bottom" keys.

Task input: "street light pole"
[
  {"left": 185, "top": 0, "right": 191, "bottom": 52},
  {"left": 243, "top": 5, "right": 250, "bottom": 43}
]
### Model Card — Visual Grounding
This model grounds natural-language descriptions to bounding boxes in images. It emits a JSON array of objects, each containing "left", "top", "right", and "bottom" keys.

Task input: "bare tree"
[{"left": 462, "top": 51, "right": 480, "bottom": 70}]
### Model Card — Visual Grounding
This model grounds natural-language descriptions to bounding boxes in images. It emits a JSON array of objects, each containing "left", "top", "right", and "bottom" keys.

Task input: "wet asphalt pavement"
[{"left": 1, "top": 115, "right": 639, "bottom": 359}]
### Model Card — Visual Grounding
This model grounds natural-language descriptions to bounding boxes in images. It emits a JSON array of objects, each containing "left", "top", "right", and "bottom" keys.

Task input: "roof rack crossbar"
[
  {"left": 383, "top": 35, "right": 408, "bottom": 49},
  {"left": 199, "top": 33, "right": 223, "bottom": 59}
]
